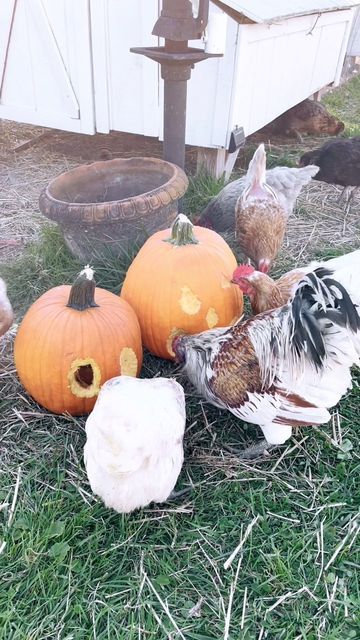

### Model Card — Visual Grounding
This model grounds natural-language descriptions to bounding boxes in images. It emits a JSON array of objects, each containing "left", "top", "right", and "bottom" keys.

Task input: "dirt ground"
[
  {"left": 0, "top": 120, "right": 205, "bottom": 263},
  {"left": 0, "top": 118, "right": 359, "bottom": 267}
]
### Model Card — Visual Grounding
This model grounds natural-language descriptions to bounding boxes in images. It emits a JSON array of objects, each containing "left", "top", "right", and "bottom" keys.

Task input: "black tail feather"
[
  {"left": 287, "top": 267, "right": 360, "bottom": 368},
  {"left": 321, "top": 276, "right": 360, "bottom": 333}
]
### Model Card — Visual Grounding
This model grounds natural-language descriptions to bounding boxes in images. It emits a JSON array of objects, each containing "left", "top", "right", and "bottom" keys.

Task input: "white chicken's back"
[
  {"left": 0, "top": 277, "right": 14, "bottom": 337},
  {"left": 84, "top": 376, "right": 186, "bottom": 513}
]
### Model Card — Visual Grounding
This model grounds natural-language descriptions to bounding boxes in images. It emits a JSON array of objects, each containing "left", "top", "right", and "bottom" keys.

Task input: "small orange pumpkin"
[
  {"left": 14, "top": 267, "right": 142, "bottom": 415},
  {"left": 121, "top": 214, "right": 243, "bottom": 359}
]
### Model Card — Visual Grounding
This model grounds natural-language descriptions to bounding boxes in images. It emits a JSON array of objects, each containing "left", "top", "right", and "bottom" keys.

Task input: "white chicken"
[
  {"left": 0, "top": 277, "right": 13, "bottom": 337},
  {"left": 84, "top": 376, "right": 186, "bottom": 513}
]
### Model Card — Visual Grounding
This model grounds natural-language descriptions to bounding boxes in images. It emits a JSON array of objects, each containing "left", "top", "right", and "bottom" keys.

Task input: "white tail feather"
[{"left": 246, "top": 143, "right": 266, "bottom": 185}]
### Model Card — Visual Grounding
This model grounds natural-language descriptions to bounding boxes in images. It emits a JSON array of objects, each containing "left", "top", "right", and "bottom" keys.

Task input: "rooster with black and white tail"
[
  {"left": 232, "top": 248, "right": 360, "bottom": 316},
  {"left": 173, "top": 253, "right": 360, "bottom": 457}
]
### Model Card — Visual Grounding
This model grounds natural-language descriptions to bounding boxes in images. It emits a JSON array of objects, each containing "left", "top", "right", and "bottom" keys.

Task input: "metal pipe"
[
  {"left": 163, "top": 76, "right": 187, "bottom": 168},
  {"left": 161, "top": 39, "right": 190, "bottom": 169},
  {"left": 131, "top": 0, "right": 220, "bottom": 171}
]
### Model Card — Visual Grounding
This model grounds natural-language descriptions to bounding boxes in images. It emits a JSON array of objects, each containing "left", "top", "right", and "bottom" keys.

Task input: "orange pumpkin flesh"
[
  {"left": 121, "top": 214, "right": 243, "bottom": 359},
  {"left": 14, "top": 267, "right": 143, "bottom": 415}
]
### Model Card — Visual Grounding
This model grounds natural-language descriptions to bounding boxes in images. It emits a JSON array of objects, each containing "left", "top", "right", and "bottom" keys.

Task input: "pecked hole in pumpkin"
[
  {"left": 68, "top": 357, "right": 101, "bottom": 398},
  {"left": 119, "top": 347, "right": 138, "bottom": 377},
  {"left": 74, "top": 364, "right": 94, "bottom": 388},
  {"left": 166, "top": 327, "right": 185, "bottom": 358}
]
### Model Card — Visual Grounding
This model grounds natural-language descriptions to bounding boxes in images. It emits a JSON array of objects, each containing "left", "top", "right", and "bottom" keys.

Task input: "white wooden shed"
[
  {"left": 0, "top": 0, "right": 358, "bottom": 175},
  {"left": 347, "top": 5, "right": 360, "bottom": 55}
]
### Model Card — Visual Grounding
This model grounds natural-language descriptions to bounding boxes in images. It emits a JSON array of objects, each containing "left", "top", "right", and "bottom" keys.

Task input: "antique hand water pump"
[{"left": 131, "top": 0, "right": 222, "bottom": 169}]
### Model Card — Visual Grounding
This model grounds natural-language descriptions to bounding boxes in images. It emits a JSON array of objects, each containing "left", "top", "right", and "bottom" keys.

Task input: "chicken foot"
[
  {"left": 223, "top": 440, "right": 276, "bottom": 460},
  {"left": 165, "top": 486, "right": 193, "bottom": 503},
  {"left": 339, "top": 185, "right": 357, "bottom": 202}
]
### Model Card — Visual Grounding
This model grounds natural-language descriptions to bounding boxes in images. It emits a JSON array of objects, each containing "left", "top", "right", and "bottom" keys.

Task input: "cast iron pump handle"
[
  {"left": 195, "top": 0, "right": 210, "bottom": 34},
  {"left": 152, "top": 0, "right": 210, "bottom": 42}
]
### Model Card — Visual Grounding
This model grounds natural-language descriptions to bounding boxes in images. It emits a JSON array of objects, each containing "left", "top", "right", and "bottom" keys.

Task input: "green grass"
[
  {"left": 1, "top": 75, "right": 360, "bottom": 639},
  {"left": 0, "top": 225, "right": 137, "bottom": 316},
  {"left": 184, "top": 172, "right": 226, "bottom": 219},
  {"left": 1, "top": 215, "right": 359, "bottom": 640},
  {"left": 237, "top": 144, "right": 301, "bottom": 171}
]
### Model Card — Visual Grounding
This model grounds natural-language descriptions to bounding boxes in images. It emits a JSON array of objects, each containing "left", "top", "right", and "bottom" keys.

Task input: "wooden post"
[{"left": 196, "top": 146, "right": 240, "bottom": 181}]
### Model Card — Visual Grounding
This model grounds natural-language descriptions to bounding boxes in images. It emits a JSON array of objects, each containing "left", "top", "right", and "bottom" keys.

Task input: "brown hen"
[
  {"left": 231, "top": 264, "right": 305, "bottom": 314},
  {"left": 232, "top": 248, "right": 360, "bottom": 315},
  {"left": 235, "top": 144, "right": 288, "bottom": 273}
]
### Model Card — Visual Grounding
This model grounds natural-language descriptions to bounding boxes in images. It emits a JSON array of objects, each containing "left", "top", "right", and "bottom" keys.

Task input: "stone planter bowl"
[{"left": 39, "top": 157, "right": 188, "bottom": 261}]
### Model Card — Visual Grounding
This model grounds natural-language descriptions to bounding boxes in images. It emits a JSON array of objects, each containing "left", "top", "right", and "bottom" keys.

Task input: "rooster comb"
[{"left": 232, "top": 264, "right": 255, "bottom": 280}]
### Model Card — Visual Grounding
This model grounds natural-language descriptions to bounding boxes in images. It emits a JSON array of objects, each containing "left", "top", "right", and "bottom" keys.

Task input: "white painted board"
[
  {"left": 0, "top": 0, "right": 94, "bottom": 133},
  {"left": 229, "top": 9, "right": 354, "bottom": 139},
  {"left": 91, "top": 0, "right": 159, "bottom": 136},
  {"left": 347, "top": 6, "right": 360, "bottom": 54}
]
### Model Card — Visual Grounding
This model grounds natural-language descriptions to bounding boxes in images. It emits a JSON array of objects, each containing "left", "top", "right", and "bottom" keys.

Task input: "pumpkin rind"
[
  {"left": 14, "top": 270, "right": 143, "bottom": 415},
  {"left": 121, "top": 215, "right": 243, "bottom": 359}
]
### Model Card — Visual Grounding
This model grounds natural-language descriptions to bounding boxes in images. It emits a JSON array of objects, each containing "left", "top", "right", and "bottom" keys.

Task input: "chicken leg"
[
  {"left": 223, "top": 440, "right": 276, "bottom": 460},
  {"left": 164, "top": 486, "right": 193, "bottom": 503},
  {"left": 238, "top": 440, "right": 277, "bottom": 460}
]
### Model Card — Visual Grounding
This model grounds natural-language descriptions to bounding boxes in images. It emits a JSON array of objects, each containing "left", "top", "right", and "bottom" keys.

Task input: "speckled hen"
[
  {"left": 263, "top": 99, "right": 344, "bottom": 141},
  {"left": 196, "top": 162, "right": 319, "bottom": 233}
]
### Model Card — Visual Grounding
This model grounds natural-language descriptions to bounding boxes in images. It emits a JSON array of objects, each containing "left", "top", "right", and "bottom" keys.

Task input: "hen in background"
[
  {"left": 300, "top": 136, "right": 360, "bottom": 203},
  {"left": 173, "top": 251, "right": 360, "bottom": 458},
  {"left": 261, "top": 98, "right": 344, "bottom": 142},
  {"left": 0, "top": 278, "right": 13, "bottom": 337},
  {"left": 84, "top": 376, "right": 186, "bottom": 513},
  {"left": 197, "top": 151, "right": 319, "bottom": 234},
  {"left": 231, "top": 249, "right": 360, "bottom": 315}
]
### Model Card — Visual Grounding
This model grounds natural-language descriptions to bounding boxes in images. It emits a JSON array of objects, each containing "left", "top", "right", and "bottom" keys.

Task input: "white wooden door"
[
  {"left": 0, "top": 0, "right": 95, "bottom": 133},
  {"left": 90, "top": 0, "right": 160, "bottom": 136},
  {"left": 185, "top": 5, "right": 237, "bottom": 148}
]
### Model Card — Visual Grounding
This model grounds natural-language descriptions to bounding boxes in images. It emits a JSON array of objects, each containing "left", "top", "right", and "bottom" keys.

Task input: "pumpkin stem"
[
  {"left": 164, "top": 214, "right": 199, "bottom": 246},
  {"left": 66, "top": 266, "right": 99, "bottom": 311}
]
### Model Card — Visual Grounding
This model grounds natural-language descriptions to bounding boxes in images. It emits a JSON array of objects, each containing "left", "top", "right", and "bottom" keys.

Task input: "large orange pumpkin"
[
  {"left": 121, "top": 214, "right": 243, "bottom": 359},
  {"left": 14, "top": 267, "right": 142, "bottom": 415}
]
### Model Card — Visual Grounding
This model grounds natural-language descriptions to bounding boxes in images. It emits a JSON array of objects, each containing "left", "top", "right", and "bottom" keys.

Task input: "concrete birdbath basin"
[{"left": 39, "top": 157, "right": 188, "bottom": 261}]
